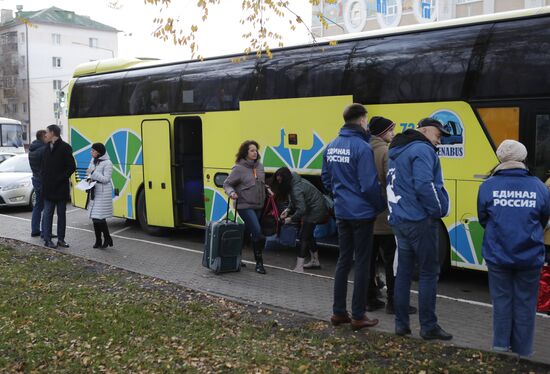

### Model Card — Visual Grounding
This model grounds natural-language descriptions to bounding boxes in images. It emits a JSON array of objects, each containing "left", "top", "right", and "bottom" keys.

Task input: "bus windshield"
[{"left": 0, "top": 124, "right": 24, "bottom": 148}]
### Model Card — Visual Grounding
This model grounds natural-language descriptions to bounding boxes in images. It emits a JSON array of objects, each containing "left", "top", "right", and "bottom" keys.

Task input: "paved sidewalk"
[{"left": 0, "top": 212, "right": 549, "bottom": 365}]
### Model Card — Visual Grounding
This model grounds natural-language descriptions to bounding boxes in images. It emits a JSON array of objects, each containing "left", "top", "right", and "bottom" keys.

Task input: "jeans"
[
  {"left": 487, "top": 264, "right": 541, "bottom": 357},
  {"left": 368, "top": 234, "right": 397, "bottom": 302},
  {"left": 31, "top": 177, "right": 44, "bottom": 235},
  {"left": 237, "top": 208, "right": 263, "bottom": 242},
  {"left": 393, "top": 219, "right": 440, "bottom": 332},
  {"left": 333, "top": 219, "right": 374, "bottom": 320},
  {"left": 298, "top": 222, "right": 317, "bottom": 258},
  {"left": 43, "top": 199, "right": 67, "bottom": 242}
]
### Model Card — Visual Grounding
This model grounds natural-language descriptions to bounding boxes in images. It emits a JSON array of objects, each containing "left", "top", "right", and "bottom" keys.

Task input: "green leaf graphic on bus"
[
  {"left": 104, "top": 130, "right": 143, "bottom": 196},
  {"left": 263, "top": 129, "right": 325, "bottom": 171},
  {"left": 449, "top": 219, "right": 484, "bottom": 268}
]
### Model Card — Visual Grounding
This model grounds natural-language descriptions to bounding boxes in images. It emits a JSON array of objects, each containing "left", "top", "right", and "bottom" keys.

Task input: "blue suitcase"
[{"left": 202, "top": 198, "right": 244, "bottom": 274}]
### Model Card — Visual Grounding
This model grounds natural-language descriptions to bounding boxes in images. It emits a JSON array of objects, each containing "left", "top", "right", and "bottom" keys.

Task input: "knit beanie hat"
[
  {"left": 92, "top": 142, "right": 106, "bottom": 157},
  {"left": 369, "top": 116, "right": 395, "bottom": 137},
  {"left": 496, "top": 140, "right": 527, "bottom": 163}
]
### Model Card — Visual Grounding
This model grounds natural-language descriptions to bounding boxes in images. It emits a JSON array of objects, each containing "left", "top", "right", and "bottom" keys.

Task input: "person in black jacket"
[
  {"left": 41, "top": 124, "right": 76, "bottom": 249},
  {"left": 28, "top": 129, "right": 47, "bottom": 238}
]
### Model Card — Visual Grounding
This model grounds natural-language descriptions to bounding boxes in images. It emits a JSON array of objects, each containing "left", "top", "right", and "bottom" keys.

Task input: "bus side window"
[
  {"left": 534, "top": 114, "right": 550, "bottom": 181},
  {"left": 476, "top": 107, "right": 520, "bottom": 147}
]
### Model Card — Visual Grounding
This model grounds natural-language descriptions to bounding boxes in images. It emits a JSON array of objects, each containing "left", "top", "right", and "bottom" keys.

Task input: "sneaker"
[
  {"left": 366, "top": 298, "right": 385, "bottom": 312},
  {"left": 420, "top": 325, "right": 453, "bottom": 341},
  {"left": 57, "top": 240, "right": 70, "bottom": 248}
]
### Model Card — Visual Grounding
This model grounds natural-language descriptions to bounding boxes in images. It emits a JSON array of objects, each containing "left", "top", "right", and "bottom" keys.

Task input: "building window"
[
  {"left": 19, "top": 32, "right": 25, "bottom": 43},
  {"left": 3, "top": 104, "right": 9, "bottom": 114},
  {"left": 52, "top": 57, "right": 62, "bottom": 68},
  {"left": 53, "top": 80, "right": 62, "bottom": 90},
  {"left": 89, "top": 37, "right": 98, "bottom": 48},
  {"left": 413, "top": 0, "right": 437, "bottom": 23},
  {"left": 11, "top": 103, "right": 17, "bottom": 113},
  {"left": 23, "top": 102, "right": 27, "bottom": 113},
  {"left": 376, "top": 0, "right": 403, "bottom": 28},
  {"left": 52, "top": 33, "right": 61, "bottom": 45}
]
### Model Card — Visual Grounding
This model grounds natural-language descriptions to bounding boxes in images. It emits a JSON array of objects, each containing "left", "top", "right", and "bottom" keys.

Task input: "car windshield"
[{"left": 0, "top": 155, "right": 30, "bottom": 173}]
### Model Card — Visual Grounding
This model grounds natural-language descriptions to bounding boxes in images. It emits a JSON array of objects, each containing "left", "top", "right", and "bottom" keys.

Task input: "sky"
[{"left": 0, "top": 0, "right": 313, "bottom": 61}]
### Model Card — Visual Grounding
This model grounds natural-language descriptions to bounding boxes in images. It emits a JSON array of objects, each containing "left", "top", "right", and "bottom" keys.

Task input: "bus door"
[
  {"left": 141, "top": 119, "right": 175, "bottom": 227},
  {"left": 174, "top": 116, "right": 204, "bottom": 226}
]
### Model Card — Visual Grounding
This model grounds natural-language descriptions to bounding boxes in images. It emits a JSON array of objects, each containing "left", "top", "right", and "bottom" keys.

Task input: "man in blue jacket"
[
  {"left": 28, "top": 129, "right": 47, "bottom": 238},
  {"left": 322, "top": 103, "right": 385, "bottom": 330},
  {"left": 387, "top": 117, "right": 453, "bottom": 340}
]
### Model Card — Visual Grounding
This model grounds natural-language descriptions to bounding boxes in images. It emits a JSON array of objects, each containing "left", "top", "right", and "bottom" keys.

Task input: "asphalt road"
[{"left": 0, "top": 203, "right": 492, "bottom": 305}]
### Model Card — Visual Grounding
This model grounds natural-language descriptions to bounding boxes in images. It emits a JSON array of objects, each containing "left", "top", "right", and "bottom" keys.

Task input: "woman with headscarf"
[
  {"left": 86, "top": 143, "right": 114, "bottom": 249},
  {"left": 477, "top": 139, "right": 550, "bottom": 357},
  {"left": 271, "top": 167, "right": 328, "bottom": 272}
]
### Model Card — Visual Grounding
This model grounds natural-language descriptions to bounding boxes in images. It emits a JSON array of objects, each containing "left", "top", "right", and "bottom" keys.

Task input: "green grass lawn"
[{"left": 0, "top": 241, "right": 547, "bottom": 373}]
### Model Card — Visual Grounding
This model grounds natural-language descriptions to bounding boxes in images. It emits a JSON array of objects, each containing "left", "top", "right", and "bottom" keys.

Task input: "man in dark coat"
[
  {"left": 42, "top": 124, "right": 76, "bottom": 248},
  {"left": 28, "top": 129, "right": 47, "bottom": 237}
]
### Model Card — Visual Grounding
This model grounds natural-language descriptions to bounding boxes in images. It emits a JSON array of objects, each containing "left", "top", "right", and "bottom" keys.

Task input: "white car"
[
  {"left": 0, "top": 153, "right": 34, "bottom": 209},
  {"left": 0, "top": 152, "right": 16, "bottom": 164}
]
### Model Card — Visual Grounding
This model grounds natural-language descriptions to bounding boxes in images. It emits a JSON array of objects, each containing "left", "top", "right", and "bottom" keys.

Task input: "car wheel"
[{"left": 29, "top": 190, "right": 36, "bottom": 211}]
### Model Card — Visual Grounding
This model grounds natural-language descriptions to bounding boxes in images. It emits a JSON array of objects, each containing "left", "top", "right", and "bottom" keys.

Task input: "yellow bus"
[{"left": 68, "top": 7, "right": 550, "bottom": 271}]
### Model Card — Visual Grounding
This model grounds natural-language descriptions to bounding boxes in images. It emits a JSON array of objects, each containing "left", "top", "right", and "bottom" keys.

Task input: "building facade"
[
  {"left": 312, "top": 0, "right": 550, "bottom": 37},
  {"left": 0, "top": 6, "right": 117, "bottom": 142}
]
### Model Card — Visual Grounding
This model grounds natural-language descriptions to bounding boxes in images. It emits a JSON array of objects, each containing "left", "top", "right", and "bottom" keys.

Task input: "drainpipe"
[{"left": 25, "top": 21, "right": 30, "bottom": 144}]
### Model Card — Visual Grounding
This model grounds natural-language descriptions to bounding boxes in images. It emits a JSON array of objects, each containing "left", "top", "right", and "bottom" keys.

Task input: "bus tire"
[
  {"left": 136, "top": 188, "right": 167, "bottom": 236},
  {"left": 438, "top": 221, "right": 451, "bottom": 275}
]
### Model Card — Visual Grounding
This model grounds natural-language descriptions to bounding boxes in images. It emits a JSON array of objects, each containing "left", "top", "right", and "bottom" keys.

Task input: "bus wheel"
[
  {"left": 136, "top": 189, "right": 167, "bottom": 236},
  {"left": 438, "top": 221, "right": 451, "bottom": 275}
]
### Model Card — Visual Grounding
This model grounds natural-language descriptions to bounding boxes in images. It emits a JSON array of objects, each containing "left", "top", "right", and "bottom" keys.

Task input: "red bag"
[
  {"left": 260, "top": 196, "right": 280, "bottom": 236},
  {"left": 537, "top": 265, "right": 550, "bottom": 313}
]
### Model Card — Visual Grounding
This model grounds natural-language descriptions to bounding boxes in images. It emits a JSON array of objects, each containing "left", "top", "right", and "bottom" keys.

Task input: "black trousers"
[
  {"left": 298, "top": 222, "right": 317, "bottom": 258},
  {"left": 367, "top": 234, "right": 397, "bottom": 302}
]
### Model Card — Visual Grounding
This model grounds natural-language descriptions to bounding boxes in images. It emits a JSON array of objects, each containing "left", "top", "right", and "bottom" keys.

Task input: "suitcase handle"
[{"left": 226, "top": 197, "right": 238, "bottom": 222}]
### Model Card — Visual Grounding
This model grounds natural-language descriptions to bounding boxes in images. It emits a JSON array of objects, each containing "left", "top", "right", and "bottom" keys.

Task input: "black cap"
[
  {"left": 369, "top": 116, "right": 395, "bottom": 136},
  {"left": 417, "top": 117, "right": 451, "bottom": 136}
]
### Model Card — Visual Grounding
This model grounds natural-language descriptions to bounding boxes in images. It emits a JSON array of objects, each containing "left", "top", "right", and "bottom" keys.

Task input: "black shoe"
[
  {"left": 395, "top": 327, "right": 412, "bottom": 337},
  {"left": 385, "top": 302, "right": 417, "bottom": 315},
  {"left": 31, "top": 232, "right": 41, "bottom": 237},
  {"left": 240, "top": 262, "right": 247, "bottom": 268},
  {"left": 420, "top": 325, "right": 453, "bottom": 341},
  {"left": 366, "top": 298, "right": 385, "bottom": 312},
  {"left": 57, "top": 240, "right": 70, "bottom": 248},
  {"left": 93, "top": 241, "right": 102, "bottom": 249},
  {"left": 51, "top": 234, "right": 57, "bottom": 239},
  {"left": 44, "top": 241, "right": 57, "bottom": 249},
  {"left": 101, "top": 237, "right": 113, "bottom": 249},
  {"left": 255, "top": 262, "right": 266, "bottom": 274}
]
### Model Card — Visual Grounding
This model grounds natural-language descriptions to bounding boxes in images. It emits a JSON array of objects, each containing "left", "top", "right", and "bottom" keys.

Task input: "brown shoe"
[
  {"left": 330, "top": 313, "right": 351, "bottom": 326},
  {"left": 351, "top": 315, "right": 379, "bottom": 330}
]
